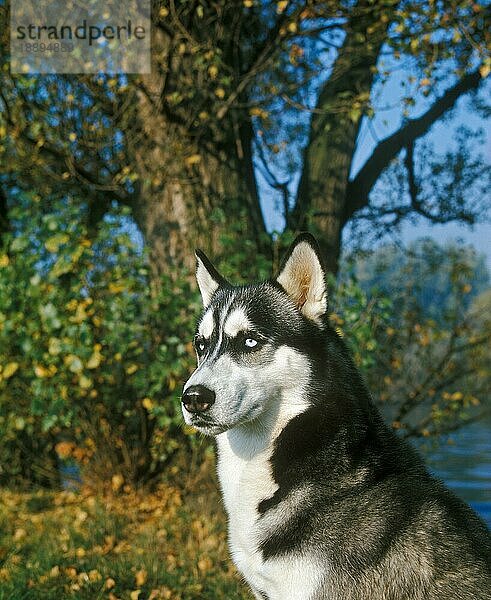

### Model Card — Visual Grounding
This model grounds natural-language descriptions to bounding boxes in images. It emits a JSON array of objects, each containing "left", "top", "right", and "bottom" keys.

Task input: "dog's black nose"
[{"left": 182, "top": 385, "right": 216, "bottom": 414}]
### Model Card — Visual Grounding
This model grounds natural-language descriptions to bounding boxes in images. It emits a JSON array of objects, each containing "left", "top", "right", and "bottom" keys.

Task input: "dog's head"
[{"left": 181, "top": 234, "right": 328, "bottom": 435}]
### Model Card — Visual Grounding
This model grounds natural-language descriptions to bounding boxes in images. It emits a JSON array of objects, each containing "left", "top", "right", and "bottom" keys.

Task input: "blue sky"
[
  {"left": 350, "top": 72, "right": 491, "bottom": 272},
  {"left": 260, "top": 69, "right": 490, "bottom": 273}
]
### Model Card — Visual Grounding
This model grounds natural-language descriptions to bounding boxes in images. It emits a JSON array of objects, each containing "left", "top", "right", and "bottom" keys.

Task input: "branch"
[
  {"left": 0, "top": 185, "right": 10, "bottom": 245},
  {"left": 216, "top": 3, "right": 310, "bottom": 121},
  {"left": 345, "top": 68, "right": 483, "bottom": 222}
]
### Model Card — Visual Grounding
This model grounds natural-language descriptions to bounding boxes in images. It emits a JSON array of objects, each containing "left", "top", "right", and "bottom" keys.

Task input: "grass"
[{"left": 0, "top": 456, "right": 251, "bottom": 600}]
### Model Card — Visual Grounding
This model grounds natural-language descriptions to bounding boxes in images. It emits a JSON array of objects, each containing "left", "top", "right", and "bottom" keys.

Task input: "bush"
[{"left": 0, "top": 198, "right": 199, "bottom": 487}]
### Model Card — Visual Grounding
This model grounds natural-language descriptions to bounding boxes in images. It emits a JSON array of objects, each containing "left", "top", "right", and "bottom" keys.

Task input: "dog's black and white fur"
[{"left": 181, "top": 234, "right": 491, "bottom": 600}]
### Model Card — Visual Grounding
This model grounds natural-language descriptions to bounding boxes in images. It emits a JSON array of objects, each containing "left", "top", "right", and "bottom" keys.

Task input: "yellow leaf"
[
  {"left": 142, "top": 397, "right": 154, "bottom": 410},
  {"left": 45, "top": 233, "right": 69, "bottom": 253},
  {"left": 0, "top": 254, "right": 9, "bottom": 267},
  {"left": 89, "top": 569, "right": 102, "bottom": 582},
  {"left": 3, "top": 362, "right": 19, "bottom": 379},
  {"left": 126, "top": 364, "right": 138, "bottom": 375},
  {"left": 215, "top": 87, "right": 226, "bottom": 99},
  {"left": 135, "top": 569, "right": 147, "bottom": 587},
  {"left": 65, "top": 355, "right": 83, "bottom": 374},
  {"left": 208, "top": 65, "right": 218, "bottom": 79},
  {"left": 130, "top": 591, "right": 141, "bottom": 600},
  {"left": 79, "top": 375, "right": 92, "bottom": 390},
  {"left": 109, "top": 282, "right": 126, "bottom": 293},
  {"left": 105, "top": 578, "right": 116, "bottom": 590},
  {"left": 50, "top": 566, "right": 60, "bottom": 577},
  {"left": 185, "top": 154, "right": 201, "bottom": 166},
  {"left": 69, "top": 132, "right": 77, "bottom": 142},
  {"left": 87, "top": 351, "right": 102, "bottom": 369},
  {"left": 277, "top": 0, "right": 288, "bottom": 13},
  {"left": 479, "top": 64, "right": 490, "bottom": 78},
  {"left": 287, "top": 21, "right": 297, "bottom": 33},
  {"left": 34, "top": 364, "right": 50, "bottom": 378},
  {"left": 243, "top": 0, "right": 253, "bottom": 6},
  {"left": 111, "top": 474, "right": 124, "bottom": 492},
  {"left": 48, "top": 337, "right": 62, "bottom": 355},
  {"left": 13, "top": 528, "right": 26, "bottom": 541}
]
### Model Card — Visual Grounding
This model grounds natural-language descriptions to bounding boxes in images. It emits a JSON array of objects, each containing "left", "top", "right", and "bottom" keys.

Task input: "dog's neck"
[{"left": 217, "top": 387, "right": 311, "bottom": 461}]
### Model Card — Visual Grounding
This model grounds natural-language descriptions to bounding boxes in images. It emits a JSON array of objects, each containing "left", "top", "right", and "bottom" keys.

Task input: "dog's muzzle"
[{"left": 182, "top": 384, "right": 216, "bottom": 414}]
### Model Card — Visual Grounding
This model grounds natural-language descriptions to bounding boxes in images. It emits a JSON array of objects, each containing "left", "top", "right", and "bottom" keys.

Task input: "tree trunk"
[
  {"left": 129, "top": 70, "right": 265, "bottom": 288},
  {"left": 293, "top": 1, "right": 395, "bottom": 274}
]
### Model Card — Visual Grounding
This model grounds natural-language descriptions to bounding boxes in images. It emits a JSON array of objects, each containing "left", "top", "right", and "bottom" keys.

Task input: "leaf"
[
  {"left": 45, "top": 233, "right": 70, "bottom": 253},
  {"left": 135, "top": 569, "right": 147, "bottom": 587},
  {"left": 79, "top": 375, "right": 93, "bottom": 389},
  {"left": 105, "top": 578, "right": 116, "bottom": 590},
  {"left": 185, "top": 154, "right": 201, "bottom": 166},
  {"left": 65, "top": 355, "right": 84, "bottom": 374},
  {"left": 111, "top": 474, "right": 124, "bottom": 492},
  {"left": 87, "top": 351, "right": 102, "bottom": 369},
  {"left": 3, "top": 362, "right": 19, "bottom": 379},
  {"left": 142, "top": 397, "right": 154, "bottom": 410}
]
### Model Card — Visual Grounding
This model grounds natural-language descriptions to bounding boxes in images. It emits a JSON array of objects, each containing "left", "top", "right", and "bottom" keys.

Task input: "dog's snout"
[{"left": 182, "top": 385, "right": 216, "bottom": 414}]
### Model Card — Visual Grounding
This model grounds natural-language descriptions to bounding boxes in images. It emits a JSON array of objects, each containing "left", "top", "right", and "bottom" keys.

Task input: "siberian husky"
[{"left": 181, "top": 234, "right": 491, "bottom": 600}]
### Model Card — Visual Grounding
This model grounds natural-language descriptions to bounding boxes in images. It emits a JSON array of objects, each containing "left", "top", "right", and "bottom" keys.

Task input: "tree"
[
  {"left": 0, "top": 0, "right": 489, "bottom": 279},
  {"left": 332, "top": 241, "right": 490, "bottom": 439}
]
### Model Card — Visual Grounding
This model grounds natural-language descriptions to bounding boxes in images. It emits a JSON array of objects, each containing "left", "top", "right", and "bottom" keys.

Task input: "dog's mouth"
[{"left": 190, "top": 419, "right": 229, "bottom": 436}]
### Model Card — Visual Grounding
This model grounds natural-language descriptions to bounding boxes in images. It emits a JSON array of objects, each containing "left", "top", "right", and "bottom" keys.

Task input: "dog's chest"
[
  {"left": 216, "top": 433, "right": 323, "bottom": 600},
  {"left": 217, "top": 433, "right": 276, "bottom": 563}
]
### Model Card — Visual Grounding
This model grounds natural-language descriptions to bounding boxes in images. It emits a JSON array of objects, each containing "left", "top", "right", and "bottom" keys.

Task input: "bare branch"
[{"left": 345, "top": 68, "right": 483, "bottom": 222}]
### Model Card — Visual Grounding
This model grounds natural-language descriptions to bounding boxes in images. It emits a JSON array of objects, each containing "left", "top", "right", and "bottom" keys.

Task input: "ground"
[{"left": 0, "top": 456, "right": 251, "bottom": 600}]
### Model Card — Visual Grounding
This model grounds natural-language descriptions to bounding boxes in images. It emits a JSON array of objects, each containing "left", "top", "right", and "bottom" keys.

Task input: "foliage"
[
  {"left": 0, "top": 198, "right": 199, "bottom": 487},
  {"left": 332, "top": 241, "right": 490, "bottom": 439},
  {"left": 0, "top": 0, "right": 488, "bottom": 277},
  {"left": 0, "top": 461, "right": 251, "bottom": 599}
]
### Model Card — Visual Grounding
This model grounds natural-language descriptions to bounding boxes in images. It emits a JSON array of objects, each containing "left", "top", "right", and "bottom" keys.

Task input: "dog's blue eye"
[{"left": 245, "top": 338, "right": 257, "bottom": 348}]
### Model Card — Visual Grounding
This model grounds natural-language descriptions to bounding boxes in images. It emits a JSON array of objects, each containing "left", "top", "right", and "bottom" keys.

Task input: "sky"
[
  {"left": 259, "top": 65, "right": 491, "bottom": 274},
  {"left": 350, "top": 71, "right": 491, "bottom": 272}
]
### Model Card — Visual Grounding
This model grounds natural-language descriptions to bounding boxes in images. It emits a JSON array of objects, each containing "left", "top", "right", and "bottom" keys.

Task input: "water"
[{"left": 425, "top": 421, "right": 491, "bottom": 528}]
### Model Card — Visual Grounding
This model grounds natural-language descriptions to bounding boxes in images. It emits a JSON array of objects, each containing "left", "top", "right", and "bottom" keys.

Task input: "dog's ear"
[
  {"left": 276, "top": 233, "right": 327, "bottom": 326},
  {"left": 195, "top": 249, "right": 228, "bottom": 307}
]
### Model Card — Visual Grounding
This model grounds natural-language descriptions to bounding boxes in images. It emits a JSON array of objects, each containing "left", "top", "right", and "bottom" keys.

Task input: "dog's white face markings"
[
  {"left": 223, "top": 307, "right": 252, "bottom": 338},
  {"left": 198, "top": 308, "right": 214, "bottom": 339}
]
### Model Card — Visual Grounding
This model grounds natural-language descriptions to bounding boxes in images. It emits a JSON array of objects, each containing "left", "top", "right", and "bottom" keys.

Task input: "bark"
[
  {"left": 129, "top": 75, "right": 265, "bottom": 287},
  {"left": 293, "top": 1, "right": 395, "bottom": 274}
]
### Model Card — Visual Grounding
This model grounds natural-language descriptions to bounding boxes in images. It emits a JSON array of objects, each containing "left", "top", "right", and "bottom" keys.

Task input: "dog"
[{"left": 181, "top": 234, "right": 491, "bottom": 600}]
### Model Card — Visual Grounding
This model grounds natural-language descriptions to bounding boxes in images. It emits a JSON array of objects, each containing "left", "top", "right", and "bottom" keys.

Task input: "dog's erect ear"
[
  {"left": 195, "top": 249, "right": 228, "bottom": 307},
  {"left": 276, "top": 233, "right": 327, "bottom": 326}
]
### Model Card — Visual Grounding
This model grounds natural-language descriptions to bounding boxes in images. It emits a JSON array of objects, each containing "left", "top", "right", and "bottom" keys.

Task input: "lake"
[{"left": 425, "top": 421, "right": 491, "bottom": 528}]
